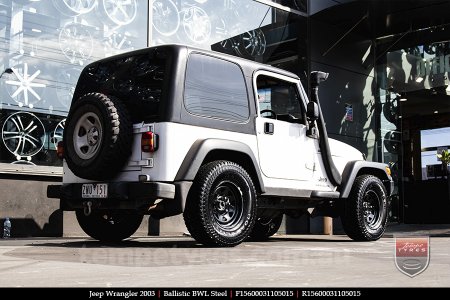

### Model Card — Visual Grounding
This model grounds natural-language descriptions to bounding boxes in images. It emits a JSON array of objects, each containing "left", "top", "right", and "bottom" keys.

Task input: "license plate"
[{"left": 82, "top": 183, "right": 108, "bottom": 198}]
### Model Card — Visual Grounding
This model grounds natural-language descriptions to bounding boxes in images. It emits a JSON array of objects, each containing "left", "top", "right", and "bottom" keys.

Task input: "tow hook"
[{"left": 83, "top": 201, "right": 92, "bottom": 216}]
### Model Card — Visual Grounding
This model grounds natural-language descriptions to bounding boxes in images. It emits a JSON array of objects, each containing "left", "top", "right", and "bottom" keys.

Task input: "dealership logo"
[{"left": 395, "top": 236, "right": 430, "bottom": 277}]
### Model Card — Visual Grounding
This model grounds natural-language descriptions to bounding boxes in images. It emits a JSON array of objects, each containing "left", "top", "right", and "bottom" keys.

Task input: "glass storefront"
[
  {"left": 1, "top": 0, "right": 448, "bottom": 231},
  {"left": 151, "top": 0, "right": 272, "bottom": 50},
  {"left": 378, "top": 36, "right": 450, "bottom": 222},
  {"left": 151, "top": 0, "right": 307, "bottom": 82},
  {"left": 0, "top": 0, "right": 307, "bottom": 175},
  {"left": 0, "top": 0, "right": 148, "bottom": 173}
]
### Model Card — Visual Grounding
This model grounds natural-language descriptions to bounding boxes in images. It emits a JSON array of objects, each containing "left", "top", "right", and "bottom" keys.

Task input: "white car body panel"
[
  {"left": 64, "top": 122, "right": 259, "bottom": 184},
  {"left": 63, "top": 67, "right": 364, "bottom": 195}
]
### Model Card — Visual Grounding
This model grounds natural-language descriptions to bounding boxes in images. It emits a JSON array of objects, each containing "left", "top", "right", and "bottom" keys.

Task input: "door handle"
[{"left": 264, "top": 122, "right": 274, "bottom": 134}]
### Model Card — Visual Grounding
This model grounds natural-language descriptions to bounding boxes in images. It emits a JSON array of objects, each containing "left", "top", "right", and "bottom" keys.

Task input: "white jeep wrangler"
[{"left": 48, "top": 45, "right": 393, "bottom": 246}]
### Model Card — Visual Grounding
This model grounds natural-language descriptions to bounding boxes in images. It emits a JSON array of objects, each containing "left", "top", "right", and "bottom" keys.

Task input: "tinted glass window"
[
  {"left": 257, "top": 75, "right": 304, "bottom": 123},
  {"left": 184, "top": 54, "right": 249, "bottom": 122}
]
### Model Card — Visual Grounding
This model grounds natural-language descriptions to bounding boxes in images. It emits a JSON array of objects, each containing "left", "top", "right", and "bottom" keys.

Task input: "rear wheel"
[
  {"left": 76, "top": 210, "right": 143, "bottom": 242},
  {"left": 249, "top": 213, "right": 283, "bottom": 241},
  {"left": 341, "top": 175, "right": 388, "bottom": 241},
  {"left": 183, "top": 161, "right": 257, "bottom": 247}
]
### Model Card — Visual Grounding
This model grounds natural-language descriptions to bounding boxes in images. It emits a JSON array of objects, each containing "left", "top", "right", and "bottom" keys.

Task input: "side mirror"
[{"left": 307, "top": 102, "right": 319, "bottom": 121}]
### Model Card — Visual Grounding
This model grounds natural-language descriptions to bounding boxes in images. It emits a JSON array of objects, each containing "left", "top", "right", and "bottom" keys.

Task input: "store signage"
[{"left": 417, "top": 55, "right": 450, "bottom": 77}]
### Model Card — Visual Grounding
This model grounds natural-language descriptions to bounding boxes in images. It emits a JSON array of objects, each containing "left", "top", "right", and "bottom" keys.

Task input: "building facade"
[{"left": 1, "top": 0, "right": 449, "bottom": 236}]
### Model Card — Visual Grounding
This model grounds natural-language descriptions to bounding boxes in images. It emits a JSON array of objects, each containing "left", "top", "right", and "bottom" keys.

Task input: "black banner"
[{"left": 0, "top": 288, "right": 446, "bottom": 298}]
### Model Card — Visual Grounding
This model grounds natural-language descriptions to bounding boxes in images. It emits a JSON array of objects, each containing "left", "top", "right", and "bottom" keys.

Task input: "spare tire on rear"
[{"left": 64, "top": 93, "right": 132, "bottom": 180}]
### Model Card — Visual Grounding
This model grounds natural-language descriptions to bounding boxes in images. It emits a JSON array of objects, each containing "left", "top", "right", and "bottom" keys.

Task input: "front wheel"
[
  {"left": 341, "top": 175, "right": 388, "bottom": 241},
  {"left": 183, "top": 160, "right": 257, "bottom": 247},
  {"left": 76, "top": 210, "right": 143, "bottom": 242}
]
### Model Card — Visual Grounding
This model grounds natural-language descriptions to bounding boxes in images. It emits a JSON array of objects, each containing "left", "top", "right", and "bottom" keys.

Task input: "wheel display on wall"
[
  {"left": 100, "top": 0, "right": 137, "bottom": 26},
  {"left": 382, "top": 97, "right": 399, "bottom": 124},
  {"left": 103, "top": 32, "right": 134, "bottom": 56},
  {"left": 59, "top": 22, "right": 94, "bottom": 65},
  {"left": 2, "top": 112, "right": 46, "bottom": 159},
  {"left": 55, "top": 68, "right": 81, "bottom": 109},
  {"left": 51, "top": 119, "right": 66, "bottom": 150},
  {"left": 152, "top": 0, "right": 180, "bottom": 37},
  {"left": 214, "top": 18, "right": 229, "bottom": 40},
  {"left": 52, "top": 0, "right": 97, "bottom": 16},
  {"left": 241, "top": 29, "right": 266, "bottom": 57},
  {"left": 4, "top": 63, "right": 46, "bottom": 109},
  {"left": 384, "top": 131, "right": 401, "bottom": 155},
  {"left": 220, "top": 38, "right": 242, "bottom": 56},
  {"left": 223, "top": 0, "right": 240, "bottom": 19},
  {"left": 183, "top": 6, "right": 211, "bottom": 44},
  {"left": 423, "top": 44, "right": 437, "bottom": 55}
]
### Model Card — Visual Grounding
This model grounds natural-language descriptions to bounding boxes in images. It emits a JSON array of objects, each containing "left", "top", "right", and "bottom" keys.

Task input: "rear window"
[
  {"left": 77, "top": 51, "right": 168, "bottom": 122},
  {"left": 184, "top": 53, "right": 249, "bottom": 122}
]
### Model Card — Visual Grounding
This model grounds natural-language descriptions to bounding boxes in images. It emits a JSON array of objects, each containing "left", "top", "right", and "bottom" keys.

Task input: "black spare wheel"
[{"left": 64, "top": 93, "right": 132, "bottom": 180}]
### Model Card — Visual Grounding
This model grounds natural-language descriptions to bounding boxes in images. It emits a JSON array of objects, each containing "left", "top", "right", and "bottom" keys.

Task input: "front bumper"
[{"left": 47, "top": 181, "right": 175, "bottom": 211}]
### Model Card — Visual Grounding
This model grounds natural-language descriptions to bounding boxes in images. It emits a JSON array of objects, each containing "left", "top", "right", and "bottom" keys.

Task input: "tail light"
[
  {"left": 141, "top": 131, "right": 159, "bottom": 152},
  {"left": 56, "top": 141, "right": 64, "bottom": 159}
]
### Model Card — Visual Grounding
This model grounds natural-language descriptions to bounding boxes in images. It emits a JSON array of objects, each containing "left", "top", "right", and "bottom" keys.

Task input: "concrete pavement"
[{"left": 0, "top": 226, "right": 449, "bottom": 287}]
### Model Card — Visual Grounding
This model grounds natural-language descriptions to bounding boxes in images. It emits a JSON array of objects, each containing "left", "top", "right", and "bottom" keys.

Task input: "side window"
[
  {"left": 184, "top": 53, "right": 249, "bottom": 122},
  {"left": 256, "top": 75, "right": 304, "bottom": 124}
]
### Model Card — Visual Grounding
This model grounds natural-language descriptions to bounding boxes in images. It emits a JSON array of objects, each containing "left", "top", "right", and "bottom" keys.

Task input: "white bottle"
[{"left": 3, "top": 218, "right": 11, "bottom": 239}]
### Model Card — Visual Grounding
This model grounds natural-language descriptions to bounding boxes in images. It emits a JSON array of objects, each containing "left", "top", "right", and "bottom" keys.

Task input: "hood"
[{"left": 329, "top": 138, "right": 364, "bottom": 161}]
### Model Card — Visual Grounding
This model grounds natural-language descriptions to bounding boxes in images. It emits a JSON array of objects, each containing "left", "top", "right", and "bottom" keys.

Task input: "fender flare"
[
  {"left": 174, "top": 139, "right": 265, "bottom": 193},
  {"left": 339, "top": 160, "right": 393, "bottom": 198}
]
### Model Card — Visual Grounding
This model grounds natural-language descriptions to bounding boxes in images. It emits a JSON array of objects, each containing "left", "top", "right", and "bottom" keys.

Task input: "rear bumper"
[{"left": 47, "top": 181, "right": 176, "bottom": 211}]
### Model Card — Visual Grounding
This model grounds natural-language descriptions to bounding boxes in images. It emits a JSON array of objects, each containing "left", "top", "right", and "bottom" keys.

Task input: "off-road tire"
[
  {"left": 249, "top": 213, "right": 283, "bottom": 241},
  {"left": 341, "top": 175, "right": 388, "bottom": 241},
  {"left": 183, "top": 160, "right": 257, "bottom": 247},
  {"left": 64, "top": 93, "right": 132, "bottom": 180},
  {"left": 76, "top": 210, "right": 143, "bottom": 242}
]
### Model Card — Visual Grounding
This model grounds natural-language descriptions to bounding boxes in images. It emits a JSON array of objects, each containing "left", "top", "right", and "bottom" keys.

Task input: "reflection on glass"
[
  {"left": 0, "top": 0, "right": 148, "bottom": 169},
  {"left": 59, "top": 22, "right": 94, "bottom": 66},
  {"left": 52, "top": 0, "right": 96, "bottom": 16},
  {"left": 100, "top": 0, "right": 138, "bottom": 26},
  {"left": 152, "top": 0, "right": 180, "bottom": 37},
  {"left": 51, "top": 119, "right": 66, "bottom": 151},
  {"left": 183, "top": 5, "right": 211, "bottom": 44},
  {"left": 2, "top": 112, "right": 46, "bottom": 159},
  {"left": 5, "top": 63, "right": 46, "bottom": 109},
  {"left": 420, "top": 127, "right": 450, "bottom": 180},
  {"left": 151, "top": 0, "right": 272, "bottom": 49},
  {"left": 241, "top": 29, "right": 266, "bottom": 57}
]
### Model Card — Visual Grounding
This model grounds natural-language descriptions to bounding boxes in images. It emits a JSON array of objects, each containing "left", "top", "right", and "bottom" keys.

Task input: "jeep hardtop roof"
[
  {"left": 71, "top": 44, "right": 303, "bottom": 133},
  {"left": 82, "top": 44, "right": 301, "bottom": 82}
]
